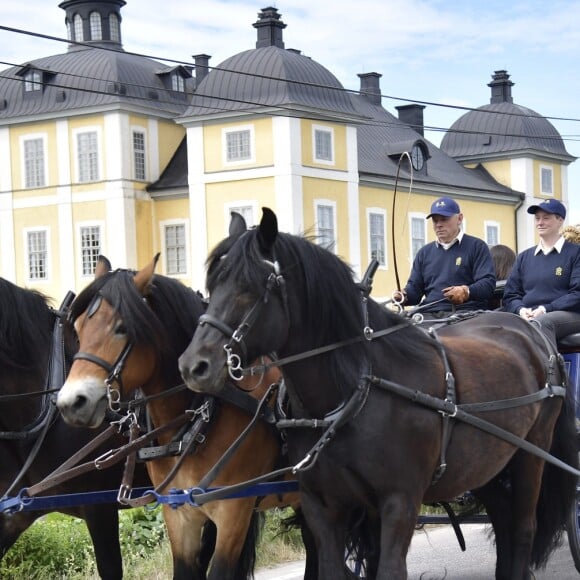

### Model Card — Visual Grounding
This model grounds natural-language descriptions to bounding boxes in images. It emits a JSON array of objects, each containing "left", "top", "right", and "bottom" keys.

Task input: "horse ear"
[
  {"left": 134, "top": 254, "right": 160, "bottom": 296},
  {"left": 257, "top": 207, "right": 278, "bottom": 250},
  {"left": 94, "top": 255, "right": 112, "bottom": 279},
  {"left": 229, "top": 212, "right": 247, "bottom": 237}
]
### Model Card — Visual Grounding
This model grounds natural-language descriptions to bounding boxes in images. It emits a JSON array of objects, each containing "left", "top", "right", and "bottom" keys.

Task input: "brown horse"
[
  {"left": 178, "top": 207, "right": 578, "bottom": 580},
  {"left": 0, "top": 276, "right": 150, "bottom": 580},
  {"left": 56, "top": 257, "right": 301, "bottom": 580}
]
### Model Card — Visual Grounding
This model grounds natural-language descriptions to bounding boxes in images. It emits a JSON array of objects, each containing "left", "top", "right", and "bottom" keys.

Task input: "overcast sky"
[{"left": 2, "top": 0, "right": 580, "bottom": 222}]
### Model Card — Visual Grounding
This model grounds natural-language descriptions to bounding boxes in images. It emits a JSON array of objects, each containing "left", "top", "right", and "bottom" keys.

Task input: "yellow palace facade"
[{"left": 0, "top": 2, "right": 574, "bottom": 304}]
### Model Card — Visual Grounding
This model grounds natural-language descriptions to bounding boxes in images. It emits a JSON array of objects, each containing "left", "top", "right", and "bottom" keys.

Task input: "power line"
[{"left": 0, "top": 23, "right": 579, "bottom": 147}]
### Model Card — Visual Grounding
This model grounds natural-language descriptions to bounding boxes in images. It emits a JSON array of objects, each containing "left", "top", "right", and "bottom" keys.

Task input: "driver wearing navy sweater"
[
  {"left": 503, "top": 198, "right": 580, "bottom": 342},
  {"left": 394, "top": 196, "right": 496, "bottom": 315}
]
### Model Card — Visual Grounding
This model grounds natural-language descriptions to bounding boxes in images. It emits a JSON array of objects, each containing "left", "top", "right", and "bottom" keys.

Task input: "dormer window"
[
  {"left": 385, "top": 139, "right": 430, "bottom": 174},
  {"left": 73, "top": 14, "right": 83, "bottom": 42},
  {"left": 172, "top": 73, "right": 185, "bottom": 92},
  {"left": 90, "top": 12, "right": 102, "bottom": 41},
  {"left": 109, "top": 13, "right": 120, "bottom": 42},
  {"left": 24, "top": 70, "right": 42, "bottom": 92}
]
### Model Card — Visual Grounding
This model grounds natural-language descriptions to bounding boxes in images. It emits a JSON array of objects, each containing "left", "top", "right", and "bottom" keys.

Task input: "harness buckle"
[
  {"left": 363, "top": 326, "right": 374, "bottom": 341},
  {"left": 106, "top": 384, "right": 122, "bottom": 413},
  {"left": 439, "top": 400, "right": 457, "bottom": 418},
  {"left": 117, "top": 483, "right": 132, "bottom": 504}
]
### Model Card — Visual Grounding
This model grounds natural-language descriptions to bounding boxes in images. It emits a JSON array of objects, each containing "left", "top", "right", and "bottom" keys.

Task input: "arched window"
[
  {"left": 89, "top": 12, "right": 102, "bottom": 40},
  {"left": 73, "top": 14, "right": 83, "bottom": 42},
  {"left": 109, "top": 13, "right": 120, "bottom": 42},
  {"left": 66, "top": 20, "right": 72, "bottom": 41}
]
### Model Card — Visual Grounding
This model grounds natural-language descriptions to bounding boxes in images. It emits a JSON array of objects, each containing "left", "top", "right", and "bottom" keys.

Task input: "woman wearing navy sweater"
[{"left": 503, "top": 198, "right": 580, "bottom": 342}]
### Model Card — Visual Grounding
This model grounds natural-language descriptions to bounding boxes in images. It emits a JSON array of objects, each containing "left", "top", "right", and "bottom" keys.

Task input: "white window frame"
[
  {"left": 367, "top": 208, "right": 387, "bottom": 268},
  {"left": 171, "top": 73, "right": 185, "bottom": 92},
  {"left": 540, "top": 165, "right": 554, "bottom": 196},
  {"left": 24, "top": 227, "right": 50, "bottom": 283},
  {"left": 77, "top": 222, "right": 104, "bottom": 278},
  {"left": 89, "top": 12, "right": 102, "bottom": 40},
  {"left": 314, "top": 200, "right": 337, "bottom": 253},
  {"left": 312, "top": 125, "right": 335, "bottom": 165},
  {"left": 132, "top": 129, "right": 146, "bottom": 181},
  {"left": 73, "top": 127, "right": 102, "bottom": 183},
  {"left": 24, "top": 70, "right": 42, "bottom": 92},
  {"left": 73, "top": 14, "right": 83, "bottom": 42},
  {"left": 109, "top": 13, "right": 120, "bottom": 42},
  {"left": 409, "top": 213, "right": 427, "bottom": 261},
  {"left": 21, "top": 134, "right": 48, "bottom": 188},
  {"left": 223, "top": 125, "right": 255, "bottom": 165},
  {"left": 225, "top": 202, "right": 257, "bottom": 231},
  {"left": 484, "top": 220, "right": 500, "bottom": 246},
  {"left": 161, "top": 220, "right": 189, "bottom": 277}
]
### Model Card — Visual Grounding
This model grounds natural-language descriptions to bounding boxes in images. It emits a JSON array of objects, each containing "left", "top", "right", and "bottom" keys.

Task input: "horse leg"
[
  {"left": 82, "top": 505, "right": 123, "bottom": 580},
  {"left": 375, "top": 492, "right": 420, "bottom": 579},
  {"left": 299, "top": 492, "right": 351, "bottom": 580},
  {"left": 206, "top": 499, "right": 258, "bottom": 580},
  {"left": 473, "top": 475, "right": 514, "bottom": 580},
  {"left": 163, "top": 505, "right": 207, "bottom": 580},
  {"left": 509, "top": 451, "right": 547, "bottom": 580}
]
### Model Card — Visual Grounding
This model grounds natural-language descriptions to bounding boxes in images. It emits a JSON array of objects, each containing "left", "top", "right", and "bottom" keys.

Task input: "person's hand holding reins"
[{"left": 442, "top": 285, "right": 470, "bottom": 305}]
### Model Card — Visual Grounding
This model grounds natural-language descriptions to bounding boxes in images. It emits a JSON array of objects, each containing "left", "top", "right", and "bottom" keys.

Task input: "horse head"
[
  {"left": 179, "top": 208, "right": 292, "bottom": 396},
  {"left": 57, "top": 254, "right": 203, "bottom": 427}
]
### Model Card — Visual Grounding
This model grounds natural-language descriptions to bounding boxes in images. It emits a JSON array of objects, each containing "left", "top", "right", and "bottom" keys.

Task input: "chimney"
[
  {"left": 253, "top": 7, "right": 286, "bottom": 49},
  {"left": 193, "top": 54, "right": 211, "bottom": 85},
  {"left": 488, "top": 70, "right": 514, "bottom": 104},
  {"left": 358, "top": 72, "right": 382, "bottom": 106},
  {"left": 396, "top": 104, "right": 426, "bottom": 136}
]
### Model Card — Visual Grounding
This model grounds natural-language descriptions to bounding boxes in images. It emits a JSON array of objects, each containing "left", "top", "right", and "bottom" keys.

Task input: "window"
[
  {"left": 228, "top": 205, "right": 254, "bottom": 228},
  {"left": 224, "top": 127, "right": 253, "bottom": 163},
  {"left": 171, "top": 73, "right": 185, "bottom": 92},
  {"left": 164, "top": 224, "right": 187, "bottom": 275},
  {"left": 89, "top": 12, "right": 102, "bottom": 40},
  {"left": 77, "top": 131, "right": 99, "bottom": 182},
  {"left": 80, "top": 225, "right": 101, "bottom": 276},
  {"left": 316, "top": 203, "right": 336, "bottom": 251},
  {"left": 24, "top": 70, "right": 42, "bottom": 92},
  {"left": 540, "top": 166, "right": 553, "bottom": 195},
  {"left": 23, "top": 137, "right": 46, "bottom": 188},
  {"left": 27, "top": 230, "right": 48, "bottom": 280},
  {"left": 313, "top": 126, "right": 334, "bottom": 163},
  {"left": 109, "top": 13, "right": 120, "bottom": 42},
  {"left": 73, "top": 14, "right": 83, "bottom": 42},
  {"left": 410, "top": 216, "right": 426, "bottom": 259},
  {"left": 66, "top": 20, "right": 72, "bottom": 41},
  {"left": 485, "top": 222, "right": 500, "bottom": 246},
  {"left": 133, "top": 131, "right": 146, "bottom": 180},
  {"left": 368, "top": 210, "right": 386, "bottom": 266}
]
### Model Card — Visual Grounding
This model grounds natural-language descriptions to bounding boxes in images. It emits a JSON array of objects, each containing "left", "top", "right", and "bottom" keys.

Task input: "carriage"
[{"left": 3, "top": 210, "right": 579, "bottom": 578}]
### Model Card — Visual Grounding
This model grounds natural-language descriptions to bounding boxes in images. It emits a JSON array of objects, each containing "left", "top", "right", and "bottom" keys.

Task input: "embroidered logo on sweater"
[
  {"left": 455, "top": 257, "right": 462, "bottom": 266},
  {"left": 556, "top": 267, "right": 563, "bottom": 276}
]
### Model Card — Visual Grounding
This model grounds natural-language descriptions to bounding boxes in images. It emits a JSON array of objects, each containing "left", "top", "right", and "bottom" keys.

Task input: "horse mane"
[
  {"left": 208, "top": 229, "right": 430, "bottom": 397},
  {"left": 72, "top": 271, "right": 206, "bottom": 381},
  {"left": 0, "top": 278, "right": 54, "bottom": 374}
]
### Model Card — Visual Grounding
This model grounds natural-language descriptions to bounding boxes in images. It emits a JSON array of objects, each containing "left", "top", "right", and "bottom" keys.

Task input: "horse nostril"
[
  {"left": 192, "top": 360, "right": 209, "bottom": 379},
  {"left": 72, "top": 394, "right": 88, "bottom": 412}
]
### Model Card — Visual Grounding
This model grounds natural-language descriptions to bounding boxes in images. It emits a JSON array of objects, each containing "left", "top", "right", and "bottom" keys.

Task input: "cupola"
[{"left": 59, "top": 0, "right": 126, "bottom": 50}]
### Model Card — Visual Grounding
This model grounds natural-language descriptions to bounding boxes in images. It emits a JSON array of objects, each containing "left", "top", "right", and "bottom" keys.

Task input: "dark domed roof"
[
  {"left": 182, "top": 8, "right": 359, "bottom": 120},
  {"left": 441, "top": 70, "right": 574, "bottom": 162},
  {"left": 184, "top": 46, "right": 358, "bottom": 118},
  {"left": 0, "top": 48, "right": 192, "bottom": 120}
]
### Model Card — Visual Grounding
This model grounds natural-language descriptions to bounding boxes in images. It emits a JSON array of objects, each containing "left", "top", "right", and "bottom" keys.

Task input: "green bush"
[{"left": 0, "top": 507, "right": 167, "bottom": 579}]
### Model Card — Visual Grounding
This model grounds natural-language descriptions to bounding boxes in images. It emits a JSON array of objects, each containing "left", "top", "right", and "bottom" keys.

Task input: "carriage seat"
[{"left": 557, "top": 333, "right": 580, "bottom": 353}]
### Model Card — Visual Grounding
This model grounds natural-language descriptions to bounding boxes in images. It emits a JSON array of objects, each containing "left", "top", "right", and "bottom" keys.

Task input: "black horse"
[
  {"left": 0, "top": 277, "right": 150, "bottom": 580},
  {"left": 179, "top": 207, "right": 577, "bottom": 580}
]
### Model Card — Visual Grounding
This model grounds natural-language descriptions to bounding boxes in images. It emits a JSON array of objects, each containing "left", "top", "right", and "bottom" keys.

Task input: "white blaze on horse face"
[{"left": 56, "top": 374, "right": 108, "bottom": 428}]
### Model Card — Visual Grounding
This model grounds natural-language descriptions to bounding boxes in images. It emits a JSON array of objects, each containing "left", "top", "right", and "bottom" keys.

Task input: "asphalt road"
[{"left": 255, "top": 524, "right": 579, "bottom": 579}]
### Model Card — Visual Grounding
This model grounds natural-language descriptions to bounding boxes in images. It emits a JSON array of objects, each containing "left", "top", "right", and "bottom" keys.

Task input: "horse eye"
[{"left": 114, "top": 320, "right": 127, "bottom": 335}]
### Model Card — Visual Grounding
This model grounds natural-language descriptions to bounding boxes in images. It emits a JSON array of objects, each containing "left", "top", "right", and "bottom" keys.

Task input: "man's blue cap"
[
  {"left": 527, "top": 199, "right": 566, "bottom": 219},
  {"left": 426, "top": 197, "right": 461, "bottom": 219}
]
